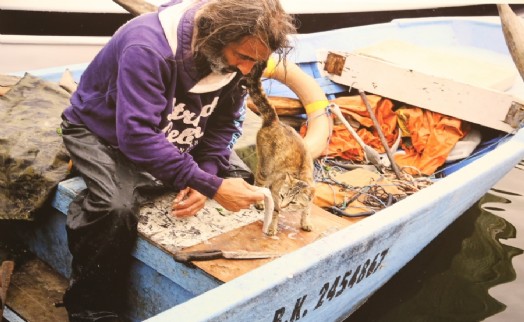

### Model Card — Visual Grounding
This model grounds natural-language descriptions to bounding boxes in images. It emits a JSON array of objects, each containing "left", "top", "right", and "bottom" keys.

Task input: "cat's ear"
[{"left": 295, "top": 180, "right": 308, "bottom": 190}]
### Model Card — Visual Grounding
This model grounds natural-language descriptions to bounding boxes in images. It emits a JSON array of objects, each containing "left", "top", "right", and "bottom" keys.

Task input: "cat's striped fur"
[{"left": 245, "top": 62, "right": 315, "bottom": 236}]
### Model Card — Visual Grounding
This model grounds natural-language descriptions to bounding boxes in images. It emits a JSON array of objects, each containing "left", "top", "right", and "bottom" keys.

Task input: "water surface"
[{"left": 345, "top": 160, "right": 524, "bottom": 322}]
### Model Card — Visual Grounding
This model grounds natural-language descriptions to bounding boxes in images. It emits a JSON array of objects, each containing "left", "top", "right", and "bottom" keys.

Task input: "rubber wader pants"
[
  {"left": 60, "top": 118, "right": 168, "bottom": 319},
  {"left": 60, "top": 117, "right": 253, "bottom": 320}
]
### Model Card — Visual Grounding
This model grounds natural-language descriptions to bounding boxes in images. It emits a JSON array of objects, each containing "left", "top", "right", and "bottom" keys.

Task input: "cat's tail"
[{"left": 245, "top": 62, "right": 279, "bottom": 126}]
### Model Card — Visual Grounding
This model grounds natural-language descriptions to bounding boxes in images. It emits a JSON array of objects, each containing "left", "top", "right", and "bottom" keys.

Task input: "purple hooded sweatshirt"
[{"left": 63, "top": 0, "right": 246, "bottom": 199}]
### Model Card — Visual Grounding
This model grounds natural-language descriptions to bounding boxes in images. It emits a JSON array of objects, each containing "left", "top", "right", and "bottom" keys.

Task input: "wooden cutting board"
[{"left": 182, "top": 205, "right": 358, "bottom": 283}]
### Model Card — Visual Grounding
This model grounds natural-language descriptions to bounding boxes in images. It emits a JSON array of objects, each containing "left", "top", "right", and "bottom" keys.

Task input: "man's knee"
[
  {"left": 67, "top": 194, "right": 137, "bottom": 234},
  {"left": 108, "top": 202, "right": 138, "bottom": 233}
]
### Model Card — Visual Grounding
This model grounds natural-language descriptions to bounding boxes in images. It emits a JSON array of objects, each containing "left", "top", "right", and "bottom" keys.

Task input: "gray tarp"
[{"left": 0, "top": 73, "right": 70, "bottom": 220}]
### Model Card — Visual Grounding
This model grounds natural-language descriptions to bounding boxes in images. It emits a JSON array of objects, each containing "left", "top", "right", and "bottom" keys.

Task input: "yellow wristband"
[
  {"left": 262, "top": 56, "right": 277, "bottom": 78},
  {"left": 304, "top": 100, "right": 329, "bottom": 114}
]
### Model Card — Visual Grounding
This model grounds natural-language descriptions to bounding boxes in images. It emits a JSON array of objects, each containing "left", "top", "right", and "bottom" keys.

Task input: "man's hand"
[
  {"left": 171, "top": 187, "right": 207, "bottom": 217},
  {"left": 214, "top": 178, "right": 265, "bottom": 212}
]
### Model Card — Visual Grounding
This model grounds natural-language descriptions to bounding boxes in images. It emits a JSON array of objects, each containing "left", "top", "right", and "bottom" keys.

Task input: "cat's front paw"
[
  {"left": 266, "top": 220, "right": 279, "bottom": 236},
  {"left": 266, "top": 227, "right": 278, "bottom": 236},
  {"left": 254, "top": 200, "right": 265, "bottom": 211},
  {"left": 301, "top": 219, "right": 313, "bottom": 232}
]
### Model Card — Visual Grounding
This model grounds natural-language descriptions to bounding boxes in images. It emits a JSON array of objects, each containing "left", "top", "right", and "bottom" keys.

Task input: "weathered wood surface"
[
  {"left": 319, "top": 48, "right": 524, "bottom": 133},
  {"left": 353, "top": 40, "right": 518, "bottom": 91},
  {"left": 4, "top": 259, "right": 68, "bottom": 322},
  {"left": 0, "top": 261, "right": 15, "bottom": 318},
  {"left": 182, "top": 205, "right": 356, "bottom": 283}
]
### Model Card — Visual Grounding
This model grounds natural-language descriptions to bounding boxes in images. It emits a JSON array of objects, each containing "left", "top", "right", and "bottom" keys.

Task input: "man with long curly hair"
[{"left": 60, "top": 1, "right": 331, "bottom": 320}]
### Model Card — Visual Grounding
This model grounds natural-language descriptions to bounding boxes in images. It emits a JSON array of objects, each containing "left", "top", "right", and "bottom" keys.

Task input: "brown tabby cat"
[{"left": 245, "top": 62, "right": 315, "bottom": 236}]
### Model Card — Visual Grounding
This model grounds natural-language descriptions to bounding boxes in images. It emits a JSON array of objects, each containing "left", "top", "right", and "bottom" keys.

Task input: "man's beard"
[
  {"left": 195, "top": 45, "right": 238, "bottom": 75},
  {"left": 207, "top": 55, "right": 238, "bottom": 74}
]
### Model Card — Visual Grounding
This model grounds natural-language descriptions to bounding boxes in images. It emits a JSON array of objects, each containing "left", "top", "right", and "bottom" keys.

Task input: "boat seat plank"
[
  {"left": 53, "top": 175, "right": 246, "bottom": 256},
  {"left": 53, "top": 176, "right": 360, "bottom": 288}
]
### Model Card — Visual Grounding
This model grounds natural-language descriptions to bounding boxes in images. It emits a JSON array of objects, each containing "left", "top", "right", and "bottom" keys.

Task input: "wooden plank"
[
  {"left": 319, "top": 50, "right": 524, "bottom": 132},
  {"left": 1, "top": 261, "right": 15, "bottom": 318},
  {"left": 182, "top": 205, "right": 356, "bottom": 283},
  {"left": 247, "top": 96, "right": 305, "bottom": 116},
  {"left": 5, "top": 259, "right": 68, "bottom": 322},
  {"left": 353, "top": 40, "right": 518, "bottom": 91}
]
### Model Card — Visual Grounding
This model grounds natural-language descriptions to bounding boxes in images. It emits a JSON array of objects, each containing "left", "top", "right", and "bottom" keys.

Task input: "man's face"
[{"left": 207, "top": 36, "right": 271, "bottom": 75}]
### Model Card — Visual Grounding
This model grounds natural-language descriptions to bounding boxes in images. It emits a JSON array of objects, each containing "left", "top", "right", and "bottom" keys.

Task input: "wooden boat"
[{"left": 4, "top": 9, "right": 524, "bottom": 322}]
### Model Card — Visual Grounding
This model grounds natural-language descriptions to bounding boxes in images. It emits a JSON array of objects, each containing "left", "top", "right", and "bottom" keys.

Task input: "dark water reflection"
[{"left": 345, "top": 161, "right": 524, "bottom": 322}]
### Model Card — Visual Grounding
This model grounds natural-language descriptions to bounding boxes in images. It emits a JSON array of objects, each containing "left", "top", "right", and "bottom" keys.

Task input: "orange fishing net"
[{"left": 300, "top": 94, "right": 468, "bottom": 176}]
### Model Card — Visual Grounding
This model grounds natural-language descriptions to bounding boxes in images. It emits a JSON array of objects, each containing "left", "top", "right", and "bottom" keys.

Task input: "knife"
[{"left": 173, "top": 249, "right": 282, "bottom": 262}]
